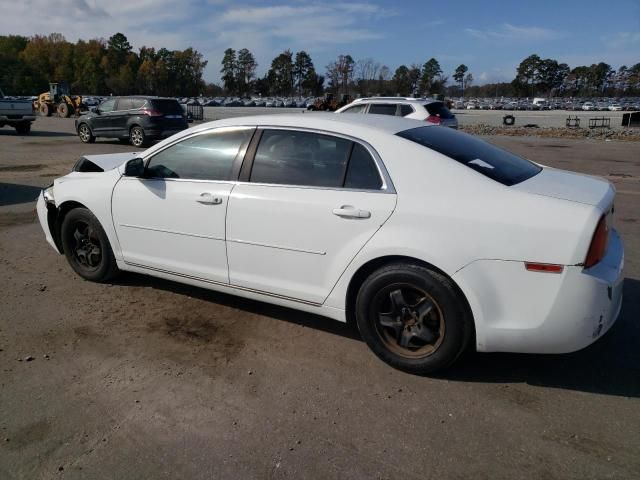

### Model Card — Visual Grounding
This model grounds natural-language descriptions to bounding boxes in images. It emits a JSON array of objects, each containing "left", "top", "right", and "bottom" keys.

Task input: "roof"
[
  {"left": 352, "top": 97, "right": 440, "bottom": 104},
  {"left": 194, "top": 112, "right": 429, "bottom": 135}
]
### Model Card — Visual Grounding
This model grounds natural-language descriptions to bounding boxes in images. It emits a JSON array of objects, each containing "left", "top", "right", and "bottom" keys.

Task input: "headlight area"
[{"left": 43, "top": 185, "right": 55, "bottom": 205}]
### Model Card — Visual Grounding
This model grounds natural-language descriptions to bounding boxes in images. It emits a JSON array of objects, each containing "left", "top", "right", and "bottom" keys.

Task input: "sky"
[{"left": 2, "top": 0, "right": 639, "bottom": 85}]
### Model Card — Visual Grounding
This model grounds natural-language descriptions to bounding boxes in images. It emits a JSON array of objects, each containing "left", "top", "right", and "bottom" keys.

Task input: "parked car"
[
  {"left": 582, "top": 102, "right": 596, "bottom": 111},
  {"left": 608, "top": 103, "right": 623, "bottom": 111},
  {"left": 75, "top": 96, "right": 188, "bottom": 147},
  {"left": 336, "top": 97, "right": 458, "bottom": 128},
  {"left": 36, "top": 114, "right": 623, "bottom": 374},
  {"left": 0, "top": 87, "right": 35, "bottom": 134}
]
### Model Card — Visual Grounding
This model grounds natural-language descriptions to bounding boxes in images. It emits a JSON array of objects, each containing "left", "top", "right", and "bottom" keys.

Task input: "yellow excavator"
[{"left": 34, "top": 82, "right": 83, "bottom": 118}]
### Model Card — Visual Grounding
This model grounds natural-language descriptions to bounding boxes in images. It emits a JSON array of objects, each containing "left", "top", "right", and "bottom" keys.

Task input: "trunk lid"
[{"left": 513, "top": 167, "right": 614, "bottom": 211}]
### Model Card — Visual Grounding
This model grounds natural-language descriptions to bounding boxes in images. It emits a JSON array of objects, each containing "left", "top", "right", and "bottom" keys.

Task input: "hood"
[
  {"left": 513, "top": 167, "right": 614, "bottom": 211},
  {"left": 74, "top": 152, "right": 140, "bottom": 172}
]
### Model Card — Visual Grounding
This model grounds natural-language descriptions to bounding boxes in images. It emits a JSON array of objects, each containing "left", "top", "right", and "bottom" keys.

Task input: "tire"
[
  {"left": 60, "top": 208, "right": 119, "bottom": 283},
  {"left": 40, "top": 103, "right": 51, "bottom": 117},
  {"left": 57, "top": 103, "right": 70, "bottom": 118},
  {"left": 77, "top": 123, "right": 95, "bottom": 143},
  {"left": 129, "top": 126, "right": 147, "bottom": 148},
  {"left": 15, "top": 122, "right": 31, "bottom": 135},
  {"left": 355, "top": 263, "right": 472, "bottom": 374}
]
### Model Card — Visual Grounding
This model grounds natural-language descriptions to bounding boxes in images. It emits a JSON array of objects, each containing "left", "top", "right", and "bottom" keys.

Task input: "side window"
[
  {"left": 400, "top": 104, "right": 414, "bottom": 116},
  {"left": 99, "top": 98, "right": 116, "bottom": 113},
  {"left": 344, "top": 144, "right": 383, "bottom": 190},
  {"left": 250, "top": 130, "right": 351, "bottom": 188},
  {"left": 146, "top": 129, "right": 253, "bottom": 181},
  {"left": 368, "top": 103, "right": 397, "bottom": 116},
  {"left": 131, "top": 99, "right": 145, "bottom": 109},
  {"left": 343, "top": 104, "right": 366, "bottom": 113},
  {"left": 117, "top": 98, "right": 132, "bottom": 111}
]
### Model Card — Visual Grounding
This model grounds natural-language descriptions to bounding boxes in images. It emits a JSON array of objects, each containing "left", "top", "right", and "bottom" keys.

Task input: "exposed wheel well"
[
  {"left": 53, "top": 201, "right": 89, "bottom": 253},
  {"left": 345, "top": 256, "right": 475, "bottom": 337}
]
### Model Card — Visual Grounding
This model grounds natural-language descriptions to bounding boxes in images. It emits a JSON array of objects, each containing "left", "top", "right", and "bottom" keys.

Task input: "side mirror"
[
  {"left": 90, "top": 106, "right": 98, "bottom": 114},
  {"left": 124, "top": 158, "right": 145, "bottom": 177}
]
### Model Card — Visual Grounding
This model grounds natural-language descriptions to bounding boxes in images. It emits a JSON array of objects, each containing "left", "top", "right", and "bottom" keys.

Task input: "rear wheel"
[
  {"left": 355, "top": 263, "right": 472, "bottom": 374},
  {"left": 60, "top": 208, "right": 119, "bottom": 282},
  {"left": 77, "top": 123, "right": 95, "bottom": 143},
  {"left": 15, "top": 122, "right": 31, "bottom": 135},
  {"left": 129, "top": 126, "right": 146, "bottom": 148}
]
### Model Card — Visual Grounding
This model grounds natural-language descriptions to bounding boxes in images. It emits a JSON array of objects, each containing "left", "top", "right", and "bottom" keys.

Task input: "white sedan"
[{"left": 36, "top": 114, "right": 624, "bottom": 374}]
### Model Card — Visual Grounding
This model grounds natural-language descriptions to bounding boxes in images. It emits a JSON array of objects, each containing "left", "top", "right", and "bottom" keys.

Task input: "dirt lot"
[{"left": 1, "top": 117, "right": 639, "bottom": 480}]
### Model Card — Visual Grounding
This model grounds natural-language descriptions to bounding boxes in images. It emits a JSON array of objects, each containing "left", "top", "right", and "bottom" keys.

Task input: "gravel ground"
[{"left": 1, "top": 117, "right": 639, "bottom": 479}]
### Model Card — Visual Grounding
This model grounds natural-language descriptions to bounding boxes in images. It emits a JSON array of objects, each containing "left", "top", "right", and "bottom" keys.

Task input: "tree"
[
  {"left": 325, "top": 54, "right": 354, "bottom": 95},
  {"left": 268, "top": 50, "right": 294, "bottom": 96},
  {"left": 408, "top": 64, "right": 421, "bottom": 95},
  {"left": 220, "top": 48, "right": 237, "bottom": 94},
  {"left": 293, "top": 51, "right": 315, "bottom": 95},
  {"left": 236, "top": 48, "right": 257, "bottom": 96},
  {"left": 453, "top": 64, "right": 468, "bottom": 95},
  {"left": 464, "top": 73, "right": 473, "bottom": 93},
  {"left": 392, "top": 65, "right": 411, "bottom": 96},
  {"left": 420, "top": 58, "right": 442, "bottom": 94},
  {"left": 354, "top": 57, "right": 380, "bottom": 95}
]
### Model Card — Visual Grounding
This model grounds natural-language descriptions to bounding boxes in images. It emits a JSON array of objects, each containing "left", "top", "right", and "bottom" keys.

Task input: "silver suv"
[{"left": 336, "top": 97, "right": 458, "bottom": 129}]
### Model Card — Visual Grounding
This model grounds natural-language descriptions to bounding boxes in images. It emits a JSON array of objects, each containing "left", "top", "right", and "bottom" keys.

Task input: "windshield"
[{"left": 396, "top": 126, "right": 541, "bottom": 186}]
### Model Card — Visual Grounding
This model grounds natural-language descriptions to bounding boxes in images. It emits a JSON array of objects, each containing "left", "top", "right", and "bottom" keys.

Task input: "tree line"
[
  {"left": 0, "top": 33, "right": 208, "bottom": 96},
  {"left": 1, "top": 32, "right": 639, "bottom": 98}
]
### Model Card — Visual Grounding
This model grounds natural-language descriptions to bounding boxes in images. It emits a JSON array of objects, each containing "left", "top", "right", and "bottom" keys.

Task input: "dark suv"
[{"left": 75, "top": 96, "right": 188, "bottom": 147}]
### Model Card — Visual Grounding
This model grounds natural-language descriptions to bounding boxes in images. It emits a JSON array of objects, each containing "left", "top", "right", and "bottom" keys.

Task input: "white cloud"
[
  {"left": 602, "top": 31, "right": 640, "bottom": 49},
  {"left": 465, "top": 23, "right": 562, "bottom": 41}
]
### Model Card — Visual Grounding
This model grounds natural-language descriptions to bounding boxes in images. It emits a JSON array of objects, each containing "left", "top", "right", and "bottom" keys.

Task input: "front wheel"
[
  {"left": 129, "top": 126, "right": 147, "bottom": 148},
  {"left": 77, "top": 123, "right": 95, "bottom": 143},
  {"left": 60, "top": 208, "right": 119, "bottom": 282},
  {"left": 355, "top": 263, "right": 473, "bottom": 374}
]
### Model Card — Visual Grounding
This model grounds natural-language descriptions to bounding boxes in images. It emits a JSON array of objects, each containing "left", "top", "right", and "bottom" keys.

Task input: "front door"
[
  {"left": 112, "top": 127, "right": 254, "bottom": 282},
  {"left": 226, "top": 129, "right": 396, "bottom": 304}
]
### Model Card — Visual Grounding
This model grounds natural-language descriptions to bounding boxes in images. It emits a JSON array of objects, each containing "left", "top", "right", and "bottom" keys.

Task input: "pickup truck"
[{"left": 0, "top": 88, "right": 35, "bottom": 134}]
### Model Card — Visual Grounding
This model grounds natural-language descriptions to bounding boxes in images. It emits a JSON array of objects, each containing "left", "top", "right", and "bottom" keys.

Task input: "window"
[
  {"left": 250, "top": 130, "right": 351, "bottom": 188},
  {"left": 131, "top": 98, "right": 145, "bottom": 109},
  {"left": 146, "top": 129, "right": 253, "bottom": 181},
  {"left": 116, "top": 98, "right": 133, "bottom": 111},
  {"left": 98, "top": 98, "right": 116, "bottom": 113},
  {"left": 150, "top": 99, "right": 184, "bottom": 115},
  {"left": 344, "top": 144, "right": 383, "bottom": 190},
  {"left": 396, "top": 126, "right": 541, "bottom": 186},
  {"left": 343, "top": 104, "right": 367, "bottom": 114},
  {"left": 400, "top": 104, "right": 414, "bottom": 117},
  {"left": 368, "top": 104, "right": 397, "bottom": 116}
]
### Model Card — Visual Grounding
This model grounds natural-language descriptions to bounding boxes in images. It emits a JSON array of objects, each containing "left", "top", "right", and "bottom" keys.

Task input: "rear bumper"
[
  {"left": 454, "top": 228, "right": 624, "bottom": 354},
  {"left": 36, "top": 192, "right": 62, "bottom": 254}
]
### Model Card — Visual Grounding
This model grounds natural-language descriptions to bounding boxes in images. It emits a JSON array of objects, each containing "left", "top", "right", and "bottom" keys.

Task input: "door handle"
[
  {"left": 332, "top": 205, "right": 371, "bottom": 219},
  {"left": 197, "top": 193, "right": 223, "bottom": 205}
]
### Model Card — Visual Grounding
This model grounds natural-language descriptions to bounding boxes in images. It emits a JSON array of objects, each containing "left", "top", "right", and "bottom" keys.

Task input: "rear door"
[
  {"left": 226, "top": 128, "right": 396, "bottom": 304},
  {"left": 112, "top": 98, "right": 132, "bottom": 134}
]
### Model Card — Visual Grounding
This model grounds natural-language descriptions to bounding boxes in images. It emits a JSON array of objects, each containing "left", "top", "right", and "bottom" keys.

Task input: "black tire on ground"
[
  {"left": 40, "top": 103, "right": 51, "bottom": 117},
  {"left": 355, "top": 263, "right": 473, "bottom": 375},
  {"left": 77, "top": 123, "right": 96, "bottom": 143},
  {"left": 57, "top": 103, "right": 70, "bottom": 118},
  {"left": 129, "top": 125, "right": 147, "bottom": 148},
  {"left": 15, "top": 122, "right": 31, "bottom": 135},
  {"left": 60, "top": 208, "right": 119, "bottom": 283}
]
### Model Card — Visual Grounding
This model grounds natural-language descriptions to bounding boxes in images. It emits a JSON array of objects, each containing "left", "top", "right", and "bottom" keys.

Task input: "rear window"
[
  {"left": 396, "top": 126, "right": 541, "bottom": 186},
  {"left": 425, "top": 102, "right": 453, "bottom": 119},
  {"left": 150, "top": 99, "right": 184, "bottom": 114}
]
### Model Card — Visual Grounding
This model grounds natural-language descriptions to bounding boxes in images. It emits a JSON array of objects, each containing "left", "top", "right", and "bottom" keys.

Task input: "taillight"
[
  {"left": 426, "top": 115, "right": 441, "bottom": 124},
  {"left": 584, "top": 215, "right": 609, "bottom": 268},
  {"left": 141, "top": 109, "right": 163, "bottom": 117}
]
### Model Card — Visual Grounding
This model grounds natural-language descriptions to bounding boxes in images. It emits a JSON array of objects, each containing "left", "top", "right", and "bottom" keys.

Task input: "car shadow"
[
  {"left": 0, "top": 183, "right": 42, "bottom": 206},
  {"left": 114, "top": 272, "right": 639, "bottom": 397},
  {"left": 0, "top": 129, "right": 75, "bottom": 137}
]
